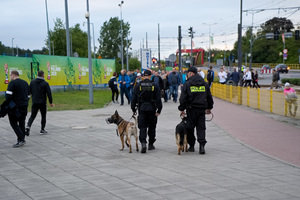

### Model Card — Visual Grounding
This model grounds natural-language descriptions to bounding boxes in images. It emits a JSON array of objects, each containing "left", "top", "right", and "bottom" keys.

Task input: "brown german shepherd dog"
[
  {"left": 175, "top": 116, "right": 188, "bottom": 155},
  {"left": 106, "top": 110, "right": 139, "bottom": 153}
]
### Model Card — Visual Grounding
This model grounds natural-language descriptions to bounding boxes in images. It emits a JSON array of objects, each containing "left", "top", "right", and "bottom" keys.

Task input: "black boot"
[
  {"left": 199, "top": 144, "right": 205, "bottom": 154},
  {"left": 188, "top": 146, "right": 195, "bottom": 152},
  {"left": 141, "top": 143, "right": 147, "bottom": 153},
  {"left": 148, "top": 143, "right": 155, "bottom": 150}
]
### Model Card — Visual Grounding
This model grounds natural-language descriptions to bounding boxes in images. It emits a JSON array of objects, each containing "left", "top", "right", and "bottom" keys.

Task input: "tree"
[
  {"left": 47, "top": 18, "right": 88, "bottom": 57},
  {"left": 98, "top": 17, "right": 131, "bottom": 72},
  {"left": 233, "top": 17, "right": 300, "bottom": 64}
]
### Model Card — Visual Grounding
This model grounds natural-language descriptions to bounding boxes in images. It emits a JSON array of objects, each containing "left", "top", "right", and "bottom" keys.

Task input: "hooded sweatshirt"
[{"left": 30, "top": 77, "right": 53, "bottom": 105}]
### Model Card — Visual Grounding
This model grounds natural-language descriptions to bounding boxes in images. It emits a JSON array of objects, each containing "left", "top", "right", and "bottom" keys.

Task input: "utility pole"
[
  {"left": 188, "top": 27, "right": 194, "bottom": 67},
  {"left": 158, "top": 23, "right": 161, "bottom": 69},
  {"left": 119, "top": 1, "right": 124, "bottom": 70},
  {"left": 65, "top": 0, "right": 70, "bottom": 57},
  {"left": 238, "top": 0, "right": 243, "bottom": 75},
  {"left": 178, "top": 26, "right": 182, "bottom": 74},
  {"left": 86, "top": 0, "right": 93, "bottom": 104}
]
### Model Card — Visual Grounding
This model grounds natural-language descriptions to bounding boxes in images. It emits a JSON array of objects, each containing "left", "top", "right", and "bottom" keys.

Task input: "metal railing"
[{"left": 211, "top": 83, "right": 299, "bottom": 119}]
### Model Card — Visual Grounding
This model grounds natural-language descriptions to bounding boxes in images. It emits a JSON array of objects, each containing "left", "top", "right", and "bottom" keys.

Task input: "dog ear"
[{"left": 115, "top": 110, "right": 118, "bottom": 116}]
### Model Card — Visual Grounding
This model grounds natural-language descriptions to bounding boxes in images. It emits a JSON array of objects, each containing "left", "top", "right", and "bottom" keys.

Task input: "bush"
[{"left": 281, "top": 78, "right": 300, "bottom": 86}]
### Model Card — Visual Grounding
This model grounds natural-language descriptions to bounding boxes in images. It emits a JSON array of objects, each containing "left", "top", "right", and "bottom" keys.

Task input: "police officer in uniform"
[
  {"left": 178, "top": 67, "right": 213, "bottom": 154},
  {"left": 131, "top": 70, "right": 163, "bottom": 153}
]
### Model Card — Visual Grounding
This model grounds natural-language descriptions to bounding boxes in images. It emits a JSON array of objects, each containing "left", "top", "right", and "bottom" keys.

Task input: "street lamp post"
[
  {"left": 12, "top": 38, "right": 14, "bottom": 56},
  {"left": 50, "top": 41, "right": 54, "bottom": 55},
  {"left": 83, "top": 22, "right": 96, "bottom": 59},
  {"left": 86, "top": 0, "right": 93, "bottom": 104},
  {"left": 203, "top": 23, "right": 217, "bottom": 67},
  {"left": 119, "top": 1, "right": 124, "bottom": 70},
  {"left": 45, "top": 0, "right": 51, "bottom": 55}
]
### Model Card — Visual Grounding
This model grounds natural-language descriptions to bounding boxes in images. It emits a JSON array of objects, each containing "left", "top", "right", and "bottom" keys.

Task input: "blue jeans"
[
  {"left": 169, "top": 84, "right": 178, "bottom": 102},
  {"left": 120, "top": 87, "right": 130, "bottom": 105}
]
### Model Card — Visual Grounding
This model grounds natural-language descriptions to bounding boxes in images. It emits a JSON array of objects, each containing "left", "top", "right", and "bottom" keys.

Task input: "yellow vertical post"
[
  {"left": 230, "top": 85, "right": 232, "bottom": 102},
  {"left": 270, "top": 89, "right": 273, "bottom": 113},
  {"left": 247, "top": 87, "right": 250, "bottom": 107},
  {"left": 284, "top": 99, "right": 288, "bottom": 116},
  {"left": 238, "top": 86, "right": 241, "bottom": 105},
  {"left": 257, "top": 89, "right": 260, "bottom": 110}
]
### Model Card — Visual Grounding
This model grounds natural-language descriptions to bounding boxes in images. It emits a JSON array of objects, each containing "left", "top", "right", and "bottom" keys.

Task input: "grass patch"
[{"left": 0, "top": 89, "right": 112, "bottom": 111}]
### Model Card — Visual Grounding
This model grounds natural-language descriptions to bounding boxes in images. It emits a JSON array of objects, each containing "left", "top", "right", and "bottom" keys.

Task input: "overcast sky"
[{"left": 1, "top": 0, "right": 300, "bottom": 59}]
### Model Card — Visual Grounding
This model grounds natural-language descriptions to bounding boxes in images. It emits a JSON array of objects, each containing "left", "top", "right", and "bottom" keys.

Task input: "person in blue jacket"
[
  {"left": 168, "top": 67, "right": 181, "bottom": 103},
  {"left": 118, "top": 69, "right": 130, "bottom": 105}
]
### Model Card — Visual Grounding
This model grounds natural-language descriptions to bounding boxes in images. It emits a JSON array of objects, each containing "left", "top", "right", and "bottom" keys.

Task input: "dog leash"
[
  {"left": 205, "top": 112, "right": 214, "bottom": 122},
  {"left": 116, "top": 115, "right": 135, "bottom": 137}
]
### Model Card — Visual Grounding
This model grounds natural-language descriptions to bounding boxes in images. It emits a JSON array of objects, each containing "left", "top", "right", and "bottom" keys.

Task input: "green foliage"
[
  {"left": 47, "top": 18, "right": 88, "bottom": 57},
  {"left": 233, "top": 17, "right": 300, "bottom": 64},
  {"left": 129, "top": 57, "right": 140, "bottom": 71},
  {"left": 98, "top": 17, "right": 131, "bottom": 60},
  {"left": 281, "top": 78, "right": 300, "bottom": 86}
]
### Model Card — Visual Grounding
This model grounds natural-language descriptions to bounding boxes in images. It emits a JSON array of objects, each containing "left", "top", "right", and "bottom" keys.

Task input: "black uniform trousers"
[
  {"left": 138, "top": 110, "right": 157, "bottom": 144},
  {"left": 8, "top": 105, "right": 27, "bottom": 142},
  {"left": 186, "top": 108, "right": 207, "bottom": 147},
  {"left": 27, "top": 103, "right": 47, "bottom": 130}
]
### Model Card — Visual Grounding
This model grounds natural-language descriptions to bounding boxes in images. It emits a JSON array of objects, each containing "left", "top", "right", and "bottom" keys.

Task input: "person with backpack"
[
  {"left": 207, "top": 66, "right": 214, "bottom": 88},
  {"left": 109, "top": 72, "right": 119, "bottom": 103}
]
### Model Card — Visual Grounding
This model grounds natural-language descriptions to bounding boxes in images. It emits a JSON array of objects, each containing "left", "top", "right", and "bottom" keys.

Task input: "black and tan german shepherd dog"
[
  {"left": 106, "top": 110, "right": 139, "bottom": 153},
  {"left": 175, "top": 115, "right": 188, "bottom": 155}
]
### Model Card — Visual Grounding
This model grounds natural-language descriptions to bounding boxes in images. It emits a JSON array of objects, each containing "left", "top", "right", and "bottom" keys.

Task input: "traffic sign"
[
  {"left": 283, "top": 53, "right": 288, "bottom": 57},
  {"left": 283, "top": 49, "right": 288, "bottom": 54}
]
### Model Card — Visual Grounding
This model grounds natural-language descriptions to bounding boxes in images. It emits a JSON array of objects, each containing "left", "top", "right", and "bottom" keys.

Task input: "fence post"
[
  {"left": 247, "top": 87, "right": 250, "bottom": 107},
  {"left": 257, "top": 89, "right": 260, "bottom": 110},
  {"left": 238, "top": 86, "right": 241, "bottom": 105},
  {"left": 270, "top": 89, "right": 273, "bottom": 113},
  {"left": 284, "top": 99, "right": 288, "bottom": 116},
  {"left": 230, "top": 85, "right": 232, "bottom": 102}
]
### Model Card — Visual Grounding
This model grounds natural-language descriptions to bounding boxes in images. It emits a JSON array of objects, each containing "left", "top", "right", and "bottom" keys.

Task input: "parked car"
[
  {"left": 261, "top": 65, "right": 271, "bottom": 70},
  {"left": 275, "top": 64, "right": 290, "bottom": 73}
]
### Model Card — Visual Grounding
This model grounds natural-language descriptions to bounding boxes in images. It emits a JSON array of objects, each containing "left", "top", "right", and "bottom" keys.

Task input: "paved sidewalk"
[{"left": 0, "top": 99, "right": 300, "bottom": 200}]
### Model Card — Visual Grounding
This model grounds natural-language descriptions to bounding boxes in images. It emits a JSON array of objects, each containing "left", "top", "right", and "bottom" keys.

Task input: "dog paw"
[{"left": 119, "top": 149, "right": 124, "bottom": 151}]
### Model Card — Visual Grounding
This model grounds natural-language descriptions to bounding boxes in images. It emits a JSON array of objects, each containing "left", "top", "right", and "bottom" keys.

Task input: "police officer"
[
  {"left": 178, "top": 66, "right": 214, "bottom": 154},
  {"left": 131, "top": 70, "right": 163, "bottom": 153}
]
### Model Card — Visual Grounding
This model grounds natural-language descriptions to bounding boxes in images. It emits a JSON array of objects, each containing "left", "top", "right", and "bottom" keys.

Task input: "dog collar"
[{"left": 117, "top": 119, "right": 124, "bottom": 126}]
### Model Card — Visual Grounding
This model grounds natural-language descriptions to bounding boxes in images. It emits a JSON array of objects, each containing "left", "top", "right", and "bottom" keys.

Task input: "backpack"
[{"left": 108, "top": 78, "right": 114, "bottom": 88}]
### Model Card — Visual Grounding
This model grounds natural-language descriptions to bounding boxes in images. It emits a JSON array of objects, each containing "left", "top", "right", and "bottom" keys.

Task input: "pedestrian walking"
[
  {"left": 5, "top": 70, "right": 30, "bottom": 147},
  {"left": 25, "top": 71, "right": 54, "bottom": 135},
  {"left": 197, "top": 67, "right": 205, "bottom": 79},
  {"left": 168, "top": 67, "right": 181, "bottom": 103},
  {"left": 118, "top": 69, "right": 131, "bottom": 105},
  {"left": 131, "top": 70, "right": 163, "bottom": 153},
  {"left": 218, "top": 68, "right": 227, "bottom": 84},
  {"left": 230, "top": 67, "right": 240, "bottom": 86},
  {"left": 270, "top": 69, "right": 280, "bottom": 89},
  {"left": 284, "top": 82, "right": 298, "bottom": 117},
  {"left": 178, "top": 66, "right": 214, "bottom": 154},
  {"left": 109, "top": 72, "right": 119, "bottom": 103},
  {"left": 162, "top": 71, "right": 170, "bottom": 102},
  {"left": 252, "top": 70, "right": 261, "bottom": 89},
  {"left": 206, "top": 66, "right": 214, "bottom": 88},
  {"left": 244, "top": 69, "right": 252, "bottom": 87}
]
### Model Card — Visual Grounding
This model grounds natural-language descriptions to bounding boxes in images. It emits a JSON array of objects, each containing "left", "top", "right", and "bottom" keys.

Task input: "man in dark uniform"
[
  {"left": 131, "top": 70, "right": 163, "bottom": 153},
  {"left": 178, "top": 66, "right": 214, "bottom": 154},
  {"left": 5, "top": 70, "right": 30, "bottom": 148}
]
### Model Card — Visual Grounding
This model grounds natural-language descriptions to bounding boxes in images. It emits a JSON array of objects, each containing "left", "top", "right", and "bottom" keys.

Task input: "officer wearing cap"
[
  {"left": 178, "top": 66, "right": 214, "bottom": 154},
  {"left": 131, "top": 70, "right": 163, "bottom": 153}
]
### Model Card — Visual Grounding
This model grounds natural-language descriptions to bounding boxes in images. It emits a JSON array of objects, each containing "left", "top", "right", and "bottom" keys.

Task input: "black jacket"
[
  {"left": 6, "top": 78, "right": 29, "bottom": 106},
  {"left": 178, "top": 74, "right": 213, "bottom": 111},
  {"left": 131, "top": 79, "right": 162, "bottom": 114},
  {"left": 151, "top": 75, "right": 164, "bottom": 90},
  {"left": 30, "top": 77, "right": 53, "bottom": 105}
]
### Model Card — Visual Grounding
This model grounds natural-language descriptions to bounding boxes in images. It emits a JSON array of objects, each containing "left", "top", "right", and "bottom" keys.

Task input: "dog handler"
[
  {"left": 178, "top": 66, "right": 214, "bottom": 154},
  {"left": 131, "top": 70, "right": 162, "bottom": 153}
]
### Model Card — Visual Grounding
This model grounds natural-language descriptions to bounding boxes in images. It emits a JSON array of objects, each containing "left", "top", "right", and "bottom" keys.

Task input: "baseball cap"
[
  {"left": 187, "top": 66, "right": 197, "bottom": 73},
  {"left": 144, "top": 70, "right": 152, "bottom": 76},
  {"left": 137, "top": 73, "right": 141, "bottom": 76},
  {"left": 285, "top": 82, "right": 290, "bottom": 87}
]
